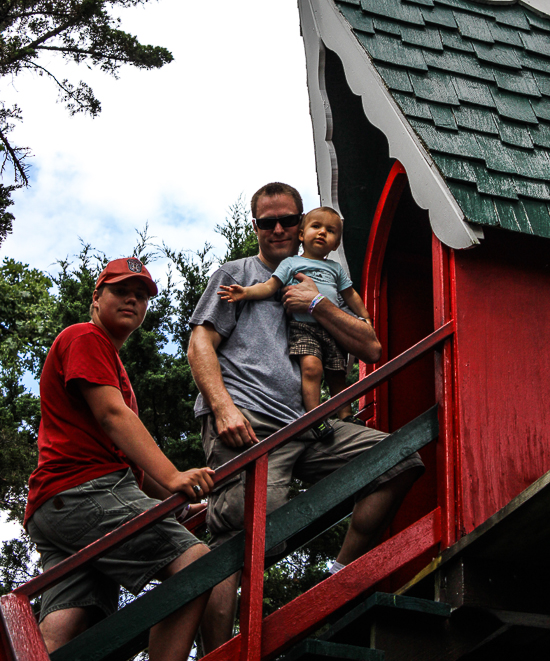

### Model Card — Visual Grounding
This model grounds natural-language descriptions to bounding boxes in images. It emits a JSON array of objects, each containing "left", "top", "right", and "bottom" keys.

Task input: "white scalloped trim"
[
  {"left": 471, "top": 0, "right": 550, "bottom": 19},
  {"left": 299, "top": 0, "right": 483, "bottom": 250}
]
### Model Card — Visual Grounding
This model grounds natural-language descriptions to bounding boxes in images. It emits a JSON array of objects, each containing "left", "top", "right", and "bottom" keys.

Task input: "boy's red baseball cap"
[{"left": 95, "top": 258, "right": 158, "bottom": 297}]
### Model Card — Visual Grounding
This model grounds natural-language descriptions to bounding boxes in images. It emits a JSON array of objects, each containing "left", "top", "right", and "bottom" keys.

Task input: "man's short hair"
[{"left": 251, "top": 182, "right": 303, "bottom": 218}]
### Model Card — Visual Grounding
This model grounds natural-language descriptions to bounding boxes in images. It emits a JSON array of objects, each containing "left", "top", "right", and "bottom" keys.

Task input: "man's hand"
[
  {"left": 281, "top": 273, "right": 319, "bottom": 315},
  {"left": 282, "top": 274, "right": 382, "bottom": 363},
  {"left": 213, "top": 402, "right": 258, "bottom": 448},
  {"left": 166, "top": 467, "right": 215, "bottom": 500},
  {"left": 218, "top": 284, "right": 246, "bottom": 303}
]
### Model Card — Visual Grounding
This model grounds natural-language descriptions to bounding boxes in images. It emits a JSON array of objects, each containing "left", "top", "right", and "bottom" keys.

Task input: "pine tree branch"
[
  {"left": 0, "top": 126, "right": 28, "bottom": 185},
  {"left": 35, "top": 44, "right": 137, "bottom": 64}
]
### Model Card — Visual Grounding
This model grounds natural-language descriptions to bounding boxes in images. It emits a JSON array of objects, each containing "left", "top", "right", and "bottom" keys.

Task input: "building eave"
[{"left": 299, "top": 0, "right": 483, "bottom": 250}]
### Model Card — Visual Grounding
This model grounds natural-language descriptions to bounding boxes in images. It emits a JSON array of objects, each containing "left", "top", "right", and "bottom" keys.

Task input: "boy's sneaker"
[
  {"left": 311, "top": 419, "right": 334, "bottom": 440},
  {"left": 342, "top": 415, "right": 366, "bottom": 427}
]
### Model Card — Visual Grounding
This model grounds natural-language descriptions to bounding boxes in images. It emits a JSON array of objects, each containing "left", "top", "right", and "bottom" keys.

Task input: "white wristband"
[
  {"left": 308, "top": 293, "right": 325, "bottom": 315},
  {"left": 175, "top": 503, "right": 191, "bottom": 524}
]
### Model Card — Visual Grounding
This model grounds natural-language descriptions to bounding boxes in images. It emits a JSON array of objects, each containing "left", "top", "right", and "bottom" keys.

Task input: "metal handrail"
[{"left": 14, "top": 320, "right": 454, "bottom": 601}]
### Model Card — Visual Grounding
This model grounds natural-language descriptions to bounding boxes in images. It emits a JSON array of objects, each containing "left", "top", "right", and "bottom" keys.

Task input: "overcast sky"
[{"left": 0, "top": 0, "right": 319, "bottom": 543}]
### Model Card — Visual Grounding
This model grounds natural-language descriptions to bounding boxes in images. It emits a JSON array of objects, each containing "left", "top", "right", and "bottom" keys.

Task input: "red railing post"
[
  {"left": 239, "top": 455, "right": 269, "bottom": 661},
  {"left": 0, "top": 594, "right": 49, "bottom": 661}
]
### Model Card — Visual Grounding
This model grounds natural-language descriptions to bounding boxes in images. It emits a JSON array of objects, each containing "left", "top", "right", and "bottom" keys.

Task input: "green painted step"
[
  {"left": 281, "top": 638, "right": 384, "bottom": 661},
  {"left": 320, "top": 592, "right": 452, "bottom": 646}
]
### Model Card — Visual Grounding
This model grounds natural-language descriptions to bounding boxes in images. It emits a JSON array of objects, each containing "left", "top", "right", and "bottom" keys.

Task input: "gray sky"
[{"left": 0, "top": 0, "right": 318, "bottom": 543}]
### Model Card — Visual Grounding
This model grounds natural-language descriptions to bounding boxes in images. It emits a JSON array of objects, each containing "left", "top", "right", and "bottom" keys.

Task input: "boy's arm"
[
  {"left": 79, "top": 381, "right": 215, "bottom": 499},
  {"left": 218, "top": 276, "right": 282, "bottom": 303},
  {"left": 340, "top": 286, "right": 373, "bottom": 324}
]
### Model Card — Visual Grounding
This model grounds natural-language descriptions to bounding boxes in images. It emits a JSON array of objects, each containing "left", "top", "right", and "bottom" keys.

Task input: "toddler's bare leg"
[{"left": 299, "top": 355, "right": 324, "bottom": 411}]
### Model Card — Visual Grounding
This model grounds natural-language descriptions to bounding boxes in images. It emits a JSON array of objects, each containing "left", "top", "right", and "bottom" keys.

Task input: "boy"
[
  {"left": 24, "top": 257, "right": 214, "bottom": 661},
  {"left": 218, "top": 207, "right": 373, "bottom": 438}
]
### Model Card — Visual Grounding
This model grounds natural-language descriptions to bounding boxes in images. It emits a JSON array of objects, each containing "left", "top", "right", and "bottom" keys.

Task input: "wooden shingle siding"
[{"left": 335, "top": 0, "right": 550, "bottom": 238}]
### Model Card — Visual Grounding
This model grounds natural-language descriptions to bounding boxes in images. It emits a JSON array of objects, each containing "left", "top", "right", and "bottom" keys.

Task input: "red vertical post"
[
  {"left": 0, "top": 594, "right": 50, "bottom": 661},
  {"left": 239, "top": 454, "right": 268, "bottom": 661},
  {"left": 432, "top": 234, "right": 457, "bottom": 549}
]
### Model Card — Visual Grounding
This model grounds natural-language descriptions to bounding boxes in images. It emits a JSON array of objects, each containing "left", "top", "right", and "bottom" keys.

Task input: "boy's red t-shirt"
[{"left": 24, "top": 322, "right": 144, "bottom": 526}]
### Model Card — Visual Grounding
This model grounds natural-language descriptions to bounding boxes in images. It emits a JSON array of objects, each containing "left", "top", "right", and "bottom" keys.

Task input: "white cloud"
[{"left": 0, "top": 0, "right": 319, "bottom": 272}]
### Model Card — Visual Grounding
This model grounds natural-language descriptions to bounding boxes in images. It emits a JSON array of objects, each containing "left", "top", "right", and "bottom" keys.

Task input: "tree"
[{"left": 0, "top": 0, "right": 174, "bottom": 245}]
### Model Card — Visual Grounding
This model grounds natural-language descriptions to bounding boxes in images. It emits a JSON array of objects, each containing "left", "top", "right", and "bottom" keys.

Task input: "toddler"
[{"left": 218, "top": 207, "right": 374, "bottom": 438}]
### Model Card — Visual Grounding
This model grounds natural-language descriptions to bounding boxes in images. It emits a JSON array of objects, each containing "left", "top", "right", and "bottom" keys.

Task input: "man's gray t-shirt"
[{"left": 190, "top": 256, "right": 305, "bottom": 425}]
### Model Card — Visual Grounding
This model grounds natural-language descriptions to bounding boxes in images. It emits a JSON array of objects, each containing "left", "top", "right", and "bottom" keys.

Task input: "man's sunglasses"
[{"left": 253, "top": 214, "right": 302, "bottom": 231}]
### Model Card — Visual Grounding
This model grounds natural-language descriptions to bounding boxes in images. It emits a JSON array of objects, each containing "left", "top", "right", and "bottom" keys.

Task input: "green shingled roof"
[{"left": 334, "top": 0, "right": 550, "bottom": 239}]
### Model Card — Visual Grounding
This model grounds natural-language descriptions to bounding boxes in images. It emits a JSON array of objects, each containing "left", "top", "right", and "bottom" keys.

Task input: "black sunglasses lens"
[{"left": 255, "top": 214, "right": 301, "bottom": 230}]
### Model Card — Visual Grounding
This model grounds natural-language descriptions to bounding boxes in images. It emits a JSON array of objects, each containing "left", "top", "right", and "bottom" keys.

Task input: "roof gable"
[{"left": 334, "top": 0, "right": 550, "bottom": 239}]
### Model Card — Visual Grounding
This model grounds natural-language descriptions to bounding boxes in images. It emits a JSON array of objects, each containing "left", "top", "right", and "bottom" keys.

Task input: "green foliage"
[
  {"left": 0, "top": 0, "right": 174, "bottom": 245},
  {"left": 0, "top": 427, "right": 38, "bottom": 525},
  {"left": 0, "top": 183, "right": 15, "bottom": 245},
  {"left": 160, "top": 243, "right": 214, "bottom": 354},
  {"left": 0, "top": 257, "right": 56, "bottom": 372},
  {"left": 215, "top": 194, "right": 258, "bottom": 263},
  {"left": 0, "top": 536, "right": 38, "bottom": 597},
  {"left": 0, "top": 258, "right": 53, "bottom": 533},
  {"left": 51, "top": 245, "right": 106, "bottom": 331}
]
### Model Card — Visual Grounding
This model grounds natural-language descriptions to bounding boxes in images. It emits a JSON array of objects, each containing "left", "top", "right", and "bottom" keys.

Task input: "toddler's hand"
[{"left": 218, "top": 284, "right": 246, "bottom": 303}]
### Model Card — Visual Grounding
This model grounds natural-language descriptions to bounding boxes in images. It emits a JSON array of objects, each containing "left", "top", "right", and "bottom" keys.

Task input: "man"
[
  {"left": 25, "top": 258, "right": 215, "bottom": 661},
  {"left": 188, "top": 183, "right": 424, "bottom": 651}
]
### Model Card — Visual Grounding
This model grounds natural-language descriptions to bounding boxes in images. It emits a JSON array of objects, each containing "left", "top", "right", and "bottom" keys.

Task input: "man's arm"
[
  {"left": 340, "top": 286, "right": 373, "bottom": 324},
  {"left": 282, "top": 274, "right": 382, "bottom": 364},
  {"left": 187, "top": 322, "right": 258, "bottom": 447},
  {"left": 79, "top": 381, "right": 215, "bottom": 499}
]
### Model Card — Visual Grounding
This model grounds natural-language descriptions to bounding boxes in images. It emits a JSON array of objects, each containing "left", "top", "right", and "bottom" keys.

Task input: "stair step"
[
  {"left": 281, "top": 639, "right": 384, "bottom": 661},
  {"left": 321, "top": 592, "right": 451, "bottom": 645}
]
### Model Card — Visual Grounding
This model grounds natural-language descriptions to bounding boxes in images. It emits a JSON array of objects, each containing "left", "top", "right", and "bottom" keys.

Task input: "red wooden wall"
[{"left": 453, "top": 226, "right": 550, "bottom": 534}]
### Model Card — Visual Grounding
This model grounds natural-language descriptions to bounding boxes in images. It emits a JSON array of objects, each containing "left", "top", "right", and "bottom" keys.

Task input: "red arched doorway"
[{"left": 358, "top": 161, "right": 438, "bottom": 587}]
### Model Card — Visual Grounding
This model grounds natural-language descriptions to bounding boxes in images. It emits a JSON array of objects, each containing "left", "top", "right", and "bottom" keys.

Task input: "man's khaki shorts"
[
  {"left": 202, "top": 408, "right": 424, "bottom": 550},
  {"left": 27, "top": 468, "right": 201, "bottom": 622}
]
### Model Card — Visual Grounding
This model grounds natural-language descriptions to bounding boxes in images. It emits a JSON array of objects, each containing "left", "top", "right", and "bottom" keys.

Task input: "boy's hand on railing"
[
  {"left": 218, "top": 284, "right": 246, "bottom": 303},
  {"left": 214, "top": 403, "right": 259, "bottom": 448},
  {"left": 167, "top": 467, "right": 215, "bottom": 500}
]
